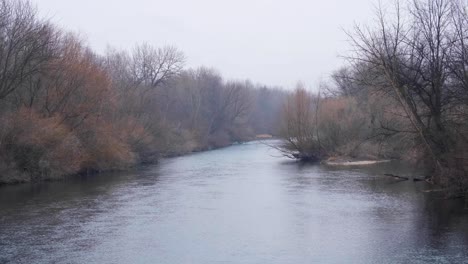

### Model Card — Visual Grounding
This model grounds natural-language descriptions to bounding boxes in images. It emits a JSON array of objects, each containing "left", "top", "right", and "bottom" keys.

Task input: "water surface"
[{"left": 1, "top": 141, "right": 467, "bottom": 263}]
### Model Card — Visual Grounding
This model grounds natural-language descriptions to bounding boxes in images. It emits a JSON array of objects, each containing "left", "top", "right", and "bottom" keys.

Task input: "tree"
[
  {"left": 279, "top": 84, "right": 324, "bottom": 161},
  {"left": 349, "top": 0, "right": 468, "bottom": 188},
  {"left": 103, "top": 44, "right": 185, "bottom": 128},
  {"left": 0, "top": 0, "right": 57, "bottom": 100},
  {"left": 131, "top": 44, "right": 185, "bottom": 90}
]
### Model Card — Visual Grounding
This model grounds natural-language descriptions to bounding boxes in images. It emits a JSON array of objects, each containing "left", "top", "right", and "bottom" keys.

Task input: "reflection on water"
[{"left": 0, "top": 141, "right": 467, "bottom": 263}]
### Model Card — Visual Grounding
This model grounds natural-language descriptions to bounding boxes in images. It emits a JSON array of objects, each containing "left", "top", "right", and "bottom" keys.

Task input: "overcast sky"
[{"left": 31, "top": 0, "right": 375, "bottom": 89}]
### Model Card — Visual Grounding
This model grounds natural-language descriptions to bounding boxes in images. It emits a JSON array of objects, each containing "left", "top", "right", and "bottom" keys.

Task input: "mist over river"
[{"left": 1, "top": 141, "right": 468, "bottom": 263}]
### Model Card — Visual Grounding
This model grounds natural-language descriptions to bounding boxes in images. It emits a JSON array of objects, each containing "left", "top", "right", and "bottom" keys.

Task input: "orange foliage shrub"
[
  {"left": 114, "top": 117, "right": 156, "bottom": 162},
  {"left": 41, "top": 35, "right": 117, "bottom": 128},
  {"left": 77, "top": 118, "right": 137, "bottom": 172},
  {"left": 0, "top": 108, "right": 85, "bottom": 183}
]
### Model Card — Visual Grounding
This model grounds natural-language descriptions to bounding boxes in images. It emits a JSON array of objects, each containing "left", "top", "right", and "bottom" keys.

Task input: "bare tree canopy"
[
  {"left": 131, "top": 44, "right": 185, "bottom": 89},
  {"left": 0, "top": 0, "right": 57, "bottom": 100},
  {"left": 348, "top": 0, "right": 468, "bottom": 188}
]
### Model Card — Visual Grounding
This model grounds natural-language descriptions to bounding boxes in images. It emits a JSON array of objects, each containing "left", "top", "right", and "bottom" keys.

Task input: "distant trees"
[{"left": 153, "top": 68, "right": 256, "bottom": 152}]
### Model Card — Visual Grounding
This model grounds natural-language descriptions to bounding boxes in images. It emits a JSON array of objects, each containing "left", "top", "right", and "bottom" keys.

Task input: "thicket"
[{"left": 278, "top": 0, "right": 468, "bottom": 195}]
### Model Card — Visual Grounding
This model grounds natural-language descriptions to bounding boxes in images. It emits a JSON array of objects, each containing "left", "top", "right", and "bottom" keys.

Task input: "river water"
[{"left": 1, "top": 141, "right": 467, "bottom": 263}]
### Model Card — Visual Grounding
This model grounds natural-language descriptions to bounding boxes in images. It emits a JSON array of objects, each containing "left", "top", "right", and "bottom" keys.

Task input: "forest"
[
  {"left": 0, "top": 0, "right": 467, "bottom": 198},
  {"left": 0, "top": 0, "right": 287, "bottom": 184}
]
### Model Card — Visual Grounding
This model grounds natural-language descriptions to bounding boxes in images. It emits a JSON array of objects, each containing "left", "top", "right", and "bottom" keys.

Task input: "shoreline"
[
  {"left": 323, "top": 159, "right": 392, "bottom": 166},
  {"left": 0, "top": 138, "right": 273, "bottom": 186}
]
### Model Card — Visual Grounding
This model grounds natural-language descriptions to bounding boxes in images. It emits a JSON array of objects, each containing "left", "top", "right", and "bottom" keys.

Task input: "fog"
[{"left": 31, "top": 0, "right": 374, "bottom": 89}]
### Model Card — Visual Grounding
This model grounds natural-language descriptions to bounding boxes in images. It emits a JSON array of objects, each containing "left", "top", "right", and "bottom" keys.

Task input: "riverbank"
[{"left": 0, "top": 137, "right": 271, "bottom": 186}]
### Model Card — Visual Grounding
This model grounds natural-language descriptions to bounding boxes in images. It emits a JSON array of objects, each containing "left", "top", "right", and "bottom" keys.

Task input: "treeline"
[
  {"left": 0, "top": 0, "right": 286, "bottom": 184},
  {"left": 279, "top": 0, "right": 468, "bottom": 195}
]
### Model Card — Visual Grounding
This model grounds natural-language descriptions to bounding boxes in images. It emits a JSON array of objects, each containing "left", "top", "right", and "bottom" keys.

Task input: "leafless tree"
[
  {"left": 277, "top": 84, "right": 326, "bottom": 161},
  {"left": 348, "top": 0, "right": 468, "bottom": 187},
  {"left": 131, "top": 44, "right": 185, "bottom": 90},
  {"left": 0, "top": 0, "right": 57, "bottom": 100}
]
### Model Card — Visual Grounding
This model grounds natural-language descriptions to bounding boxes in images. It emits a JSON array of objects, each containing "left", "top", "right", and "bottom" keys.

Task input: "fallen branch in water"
[
  {"left": 383, "top": 173, "right": 426, "bottom": 182},
  {"left": 421, "top": 189, "right": 446, "bottom": 193},
  {"left": 325, "top": 160, "right": 390, "bottom": 166},
  {"left": 384, "top": 173, "right": 409, "bottom": 181}
]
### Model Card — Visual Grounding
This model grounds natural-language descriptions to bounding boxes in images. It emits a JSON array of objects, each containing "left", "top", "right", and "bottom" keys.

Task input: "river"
[{"left": 1, "top": 141, "right": 467, "bottom": 263}]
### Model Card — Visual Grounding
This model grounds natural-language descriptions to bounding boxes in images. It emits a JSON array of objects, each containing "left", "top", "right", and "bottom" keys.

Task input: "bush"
[
  {"left": 77, "top": 119, "right": 136, "bottom": 172},
  {"left": 0, "top": 108, "right": 84, "bottom": 183}
]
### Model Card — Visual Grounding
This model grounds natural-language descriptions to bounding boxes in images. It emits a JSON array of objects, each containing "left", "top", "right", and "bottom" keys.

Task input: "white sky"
[{"left": 31, "top": 0, "right": 375, "bottom": 89}]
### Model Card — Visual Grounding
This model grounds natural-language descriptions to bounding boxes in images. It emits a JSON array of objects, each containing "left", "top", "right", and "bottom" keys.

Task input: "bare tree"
[
  {"left": 278, "top": 84, "right": 325, "bottom": 161},
  {"left": 330, "top": 67, "right": 362, "bottom": 96},
  {"left": 0, "top": 0, "right": 57, "bottom": 100},
  {"left": 207, "top": 81, "right": 252, "bottom": 135},
  {"left": 348, "top": 0, "right": 468, "bottom": 187},
  {"left": 131, "top": 44, "right": 185, "bottom": 90}
]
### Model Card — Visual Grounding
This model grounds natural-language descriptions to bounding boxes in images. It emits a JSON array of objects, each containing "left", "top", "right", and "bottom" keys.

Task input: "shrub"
[{"left": 0, "top": 108, "right": 84, "bottom": 183}]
